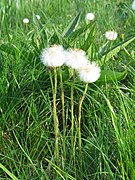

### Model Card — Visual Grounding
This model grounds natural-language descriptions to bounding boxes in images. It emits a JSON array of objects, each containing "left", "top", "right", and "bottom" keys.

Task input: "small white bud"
[
  {"left": 86, "top": 13, "right": 95, "bottom": 21},
  {"left": 105, "top": 31, "right": 118, "bottom": 40},
  {"left": 23, "top": 18, "right": 29, "bottom": 24}
]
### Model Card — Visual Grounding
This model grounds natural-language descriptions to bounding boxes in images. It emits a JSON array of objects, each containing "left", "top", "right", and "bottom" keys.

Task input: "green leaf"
[
  {"left": 50, "top": 27, "right": 68, "bottom": 47},
  {"left": 82, "top": 24, "right": 96, "bottom": 51},
  {"left": 0, "top": 163, "right": 18, "bottom": 180},
  {"left": 68, "top": 23, "right": 92, "bottom": 41},
  {"left": 97, "top": 69, "right": 127, "bottom": 84},
  {"left": 64, "top": 12, "right": 80, "bottom": 38},
  {"left": 101, "top": 36, "right": 135, "bottom": 63}
]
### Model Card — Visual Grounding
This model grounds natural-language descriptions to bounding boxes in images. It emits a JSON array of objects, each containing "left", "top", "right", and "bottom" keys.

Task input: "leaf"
[
  {"left": 68, "top": 23, "right": 92, "bottom": 41},
  {"left": 97, "top": 69, "right": 127, "bottom": 84},
  {"left": 82, "top": 24, "right": 96, "bottom": 51},
  {"left": 101, "top": 36, "right": 135, "bottom": 63},
  {"left": 0, "top": 163, "right": 18, "bottom": 180},
  {"left": 64, "top": 12, "right": 80, "bottom": 38},
  {"left": 70, "top": 23, "right": 91, "bottom": 41},
  {"left": 50, "top": 28, "right": 68, "bottom": 47},
  {"left": 33, "top": 13, "right": 48, "bottom": 47}
]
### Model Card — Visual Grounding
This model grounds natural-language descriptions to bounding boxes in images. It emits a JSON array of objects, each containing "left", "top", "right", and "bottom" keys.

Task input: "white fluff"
[
  {"left": 65, "top": 49, "right": 88, "bottom": 69},
  {"left": 23, "top": 18, "right": 29, "bottom": 24},
  {"left": 36, "top": 15, "right": 40, "bottom": 20},
  {"left": 86, "top": 13, "right": 95, "bottom": 21},
  {"left": 41, "top": 45, "right": 66, "bottom": 67},
  {"left": 132, "top": 0, "right": 135, "bottom": 10},
  {"left": 78, "top": 62, "right": 101, "bottom": 83},
  {"left": 105, "top": 31, "right": 118, "bottom": 40}
]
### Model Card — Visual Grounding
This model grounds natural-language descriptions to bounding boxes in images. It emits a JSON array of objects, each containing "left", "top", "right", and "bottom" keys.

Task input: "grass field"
[{"left": 0, "top": 0, "right": 135, "bottom": 179}]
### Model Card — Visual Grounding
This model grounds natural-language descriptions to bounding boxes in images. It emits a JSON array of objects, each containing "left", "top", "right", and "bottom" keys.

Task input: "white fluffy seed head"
[
  {"left": 105, "top": 31, "right": 118, "bottom": 40},
  {"left": 132, "top": 0, "right": 135, "bottom": 10},
  {"left": 23, "top": 18, "right": 29, "bottom": 24},
  {"left": 41, "top": 45, "right": 66, "bottom": 67},
  {"left": 78, "top": 62, "right": 101, "bottom": 83},
  {"left": 86, "top": 13, "right": 95, "bottom": 21},
  {"left": 36, "top": 14, "right": 40, "bottom": 20},
  {"left": 65, "top": 49, "right": 88, "bottom": 69}
]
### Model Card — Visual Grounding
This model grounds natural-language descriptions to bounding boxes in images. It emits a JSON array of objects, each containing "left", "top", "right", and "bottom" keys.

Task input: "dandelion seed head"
[
  {"left": 132, "top": 0, "right": 135, "bottom": 10},
  {"left": 23, "top": 18, "right": 29, "bottom": 24},
  {"left": 105, "top": 31, "right": 118, "bottom": 40},
  {"left": 86, "top": 13, "right": 95, "bottom": 21},
  {"left": 41, "top": 45, "right": 66, "bottom": 67},
  {"left": 65, "top": 49, "right": 88, "bottom": 69},
  {"left": 36, "top": 14, "right": 40, "bottom": 20},
  {"left": 78, "top": 62, "right": 101, "bottom": 83}
]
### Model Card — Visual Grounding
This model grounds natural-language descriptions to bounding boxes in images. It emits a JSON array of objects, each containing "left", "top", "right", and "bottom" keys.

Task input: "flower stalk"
[
  {"left": 59, "top": 67, "right": 66, "bottom": 164},
  {"left": 53, "top": 67, "right": 59, "bottom": 164},
  {"left": 78, "top": 83, "right": 88, "bottom": 165},
  {"left": 49, "top": 68, "right": 59, "bottom": 164},
  {"left": 71, "top": 70, "right": 75, "bottom": 153},
  {"left": 40, "top": 44, "right": 101, "bottom": 169}
]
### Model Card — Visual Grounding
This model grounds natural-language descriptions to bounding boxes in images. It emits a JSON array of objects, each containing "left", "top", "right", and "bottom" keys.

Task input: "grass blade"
[
  {"left": 101, "top": 36, "right": 135, "bottom": 63},
  {"left": 45, "top": 158, "right": 76, "bottom": 180},
  {"left": 64, "top": 12, "right": 80, "bottom": 37},
  {"left": 67, "top": 23, "right": 92, "bottom": 41},
  {"left": 82, "top": 24, "right": 96, "bottom": 51},
  {"left": 0, "top": 163, "right": 18, "bottom": 180}
]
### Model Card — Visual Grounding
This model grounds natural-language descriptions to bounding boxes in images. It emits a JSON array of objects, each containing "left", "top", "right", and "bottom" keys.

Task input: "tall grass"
[{"left": 0, "top": 0, "right": 135, "bottom": 179}]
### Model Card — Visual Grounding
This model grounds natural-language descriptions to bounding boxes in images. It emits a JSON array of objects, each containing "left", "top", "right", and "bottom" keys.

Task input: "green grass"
[{"left": 0, "top": 0, "right": 135, "bottom": 179}]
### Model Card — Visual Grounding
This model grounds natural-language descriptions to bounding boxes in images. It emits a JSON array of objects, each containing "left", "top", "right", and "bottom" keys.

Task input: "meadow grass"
[{"left": 0, "top": 0, "right": 135, "bottom": 179}]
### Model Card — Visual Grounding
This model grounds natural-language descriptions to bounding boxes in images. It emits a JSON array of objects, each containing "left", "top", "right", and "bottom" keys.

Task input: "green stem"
[
  {"left": 78, "top": 83, "right": 88, "bottom": 166},
  {"left": 71, "top": 70, "right": 75, "bottom": 152},
  {"left": 49, "top": 69, "right": 54, "bottom": 92},
  {"left": 50, "top": 68, "right": 59, "bottom": 164},
  {"left": 59, "top": 67, "right": 66, "bottom": 165},
  {"left": 54, "top": 67, "right": 59, "bottom": 164}
]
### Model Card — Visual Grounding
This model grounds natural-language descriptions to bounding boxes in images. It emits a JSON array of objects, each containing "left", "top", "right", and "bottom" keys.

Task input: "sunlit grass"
[{"left": 0, "top": 0, "right": 135, "bottom": 179}]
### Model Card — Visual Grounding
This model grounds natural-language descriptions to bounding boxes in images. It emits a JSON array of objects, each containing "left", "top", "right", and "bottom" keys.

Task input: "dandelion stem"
[
  {"left": 54, "top": 67, "right": 59, "bottom": 164},
  {"left": 49, "top": 69, "right": 54, "bottom": 91},
  {"left": 71, "top": 70, "right": 75, "bottom": 152},
  {"left": 78, "top": 83, "right": 88, "bottom": 165},
  {"left": 59, "top": 67, "right": 66, "bottom": 165},
  {"left": 50, "top": 68, "right": 59, "bottom": 164}
]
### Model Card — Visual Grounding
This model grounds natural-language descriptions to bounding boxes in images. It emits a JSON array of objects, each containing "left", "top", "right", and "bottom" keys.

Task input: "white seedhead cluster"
[{"left": 41, "top": 45, "right": 101, "bottom": 83}]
